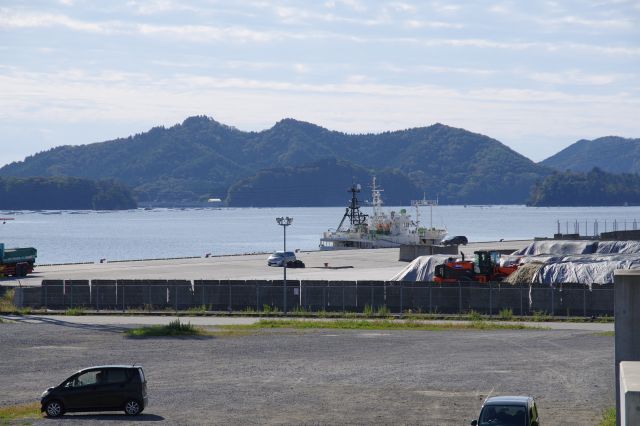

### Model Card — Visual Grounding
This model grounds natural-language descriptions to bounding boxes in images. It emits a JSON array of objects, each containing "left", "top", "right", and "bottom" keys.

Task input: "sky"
[{"left": 1, "top": 0, "right": 639, "bottom": 166}]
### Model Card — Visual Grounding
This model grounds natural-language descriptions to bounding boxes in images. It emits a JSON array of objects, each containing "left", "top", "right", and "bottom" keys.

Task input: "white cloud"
[
  {"left": 405, "top": 19, "right": 463, "bottom": 29},
  {"left": 527, "top": 70, "right": 627, "bottom": 86},
  {"left": 543, "top": 15, "right": 633, "bottom": 29}
]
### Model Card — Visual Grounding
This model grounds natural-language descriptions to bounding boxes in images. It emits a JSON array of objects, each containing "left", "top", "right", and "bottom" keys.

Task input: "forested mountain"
[
  {"left": 540, "top": 136, "right": 640, "bottom": 174},
  {"left": 0, "top": 116, "right": 550, "bottom": 205},
  {"left": 0, "top": 177, "right": 137, "bottom": 210},
  {"left": 528, "top": 168, "right": 640, "bottom": 206},
  {"left": 226, "top": 158, "right": 422, "bottom": 207}
]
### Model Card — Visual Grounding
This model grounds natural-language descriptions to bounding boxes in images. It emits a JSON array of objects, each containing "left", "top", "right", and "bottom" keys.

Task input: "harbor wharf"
[{"left": 14, "top": 240, "right": 531, "bottom": 284}]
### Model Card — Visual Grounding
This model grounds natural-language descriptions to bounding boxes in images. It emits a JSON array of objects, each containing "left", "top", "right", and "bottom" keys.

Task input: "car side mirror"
[{"left": 470, "top": 420, "right": 478, "bottom": 426}]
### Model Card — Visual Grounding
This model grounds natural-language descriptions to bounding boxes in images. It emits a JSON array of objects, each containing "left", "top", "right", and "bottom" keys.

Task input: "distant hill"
[
  {"left": 528, "top": 168, "right": 640, "bottom": 206},
  {"left": 0, "top": 116, "right": 550, "bottom": 205},
  {"left": 540, "top": 136, "right": 640, "bottom": 173},
  {"left": 0, "top": 177, "right": 137, "bottom": 210},
  {"left": 226, "top": 158, "right": 422, "bottom": 207}
]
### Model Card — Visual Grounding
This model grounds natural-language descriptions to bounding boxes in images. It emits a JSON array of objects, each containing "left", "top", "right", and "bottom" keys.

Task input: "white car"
[{"left": 267, "top": 251, "right": 296, "bottom": 267}]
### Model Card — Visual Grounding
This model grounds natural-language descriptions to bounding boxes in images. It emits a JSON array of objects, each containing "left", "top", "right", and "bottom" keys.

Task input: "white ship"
[{"left": 319, "top": 177, "right": 447, "bottom": 250}]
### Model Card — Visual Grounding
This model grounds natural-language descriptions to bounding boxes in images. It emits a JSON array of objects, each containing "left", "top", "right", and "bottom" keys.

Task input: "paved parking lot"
[{"left": 0, "top": 315, "right": 613, "bottom": 425}]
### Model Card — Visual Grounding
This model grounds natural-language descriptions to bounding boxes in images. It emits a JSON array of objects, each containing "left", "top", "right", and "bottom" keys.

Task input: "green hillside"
[
  {"left": 540, "top": 136, "right": 640, "bottom": 174},
  {"left": 226, "top": 158, "right": 422, "bottom": 207},
  {"left": 528, "top": 168, "right": 640, "bottom": 206},
  {"left": 0, "top": 176, "right": 137, "bottom": 210},
  {"left": 0, "top": 116, "right": 550, "bottom": 205}
]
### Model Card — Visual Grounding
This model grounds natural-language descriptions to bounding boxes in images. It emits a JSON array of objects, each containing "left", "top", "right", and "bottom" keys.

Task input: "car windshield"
[{"left": 480, "top": 404, "right": 527, "bottom": 426}]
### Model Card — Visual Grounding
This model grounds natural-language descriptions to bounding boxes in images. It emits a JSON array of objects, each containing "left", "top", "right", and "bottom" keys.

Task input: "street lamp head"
[{"left": 276, "top": 216, "right": 293, "bottom": 226}]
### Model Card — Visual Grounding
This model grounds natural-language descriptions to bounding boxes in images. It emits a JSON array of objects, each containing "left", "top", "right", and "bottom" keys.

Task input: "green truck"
[{"left": 0, "top": 243, "right": 37, "bottom": 277}]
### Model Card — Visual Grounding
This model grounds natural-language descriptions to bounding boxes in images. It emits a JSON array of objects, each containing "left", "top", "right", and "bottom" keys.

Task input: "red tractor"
[{"left": 433, "top": 250, "right": 518, "bottom": 283}]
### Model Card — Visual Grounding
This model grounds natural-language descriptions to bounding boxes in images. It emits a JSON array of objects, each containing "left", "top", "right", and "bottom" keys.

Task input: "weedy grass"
[
  {"left": 531, "top": 311, "right": 551, "bottom": 322},
  {"left": 125, "top": 319, "right": 207, "bottom": 337},
  {"left": 221, "top": 319, "right": 544, "bottom": 332},
  {"left": 598, "top": 407, "right": 615, "bottom": 426},
  {"left": 498, "top": 308, "right": 514, "bottom": 321},
  {"left": 63, "top": 307, "right": 86, "bottom": 316},
  {"left": 0, "top": 401, "right": 41, "bottom": 422},
  {"left": 593, "top": 331, "right": 615, "bottom": 337},
  {"left": 0, "top": 289, "right": 16, "bottom": 313}
]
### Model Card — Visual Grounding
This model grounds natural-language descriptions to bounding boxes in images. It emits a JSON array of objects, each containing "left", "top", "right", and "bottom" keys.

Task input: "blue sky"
[{"left": 1, "top": 0, "right": 638, "bottom": 166}]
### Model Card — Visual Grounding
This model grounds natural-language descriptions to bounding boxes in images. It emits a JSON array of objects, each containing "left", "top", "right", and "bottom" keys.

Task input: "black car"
[
  {"left": 471, "top": 395, "right": 539, "bottom": 426},
  {"left": 442, "top": 235, "right": 468, "bottom": 246},
  {"left": 41, "top": 365, "right": 148, "bottom": 417}
]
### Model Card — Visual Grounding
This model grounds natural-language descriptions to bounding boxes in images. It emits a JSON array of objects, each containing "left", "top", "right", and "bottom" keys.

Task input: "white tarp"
[
  {"left": 390, "top": 255, "right": 453, "bottom": 282},
  {"left": 514, "top": 240, "right": 640, "bottom": 256},
  {"left": 392, "top": 252, "right": 640, "bottom": 284}
]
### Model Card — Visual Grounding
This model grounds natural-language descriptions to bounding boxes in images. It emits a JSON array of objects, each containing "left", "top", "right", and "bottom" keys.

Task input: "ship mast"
[
  {"left": 411, "top": 194, "right": 438, "bottom": 228},
  {"left": 336, "top": 183, "right": 368, "bottom": 231}
]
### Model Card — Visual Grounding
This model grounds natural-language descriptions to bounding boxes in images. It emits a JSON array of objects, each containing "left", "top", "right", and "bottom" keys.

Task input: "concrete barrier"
[
  {"left": 615, "top": 270, "right": 640, "bottom": 425},
  {"left": 91, "top": 280, "right": 117, "bottom": 309},
  {"left": 65, "top": 280, "right": 90, "bottom": 308},
  {"left": 116, "top": 280, "right": 144, "bottom": 309},
  {"left": 21, "top": 287, "right": 42, "bottom": 308},
  {"left": 620, "top": 361, "right": 640, "bottom": 426},
  {"left": 42, "top": 280, "right": 65, "bottom": 309},
  {"left": 169, "top": 280, "right": 194, "bottom": 310}
]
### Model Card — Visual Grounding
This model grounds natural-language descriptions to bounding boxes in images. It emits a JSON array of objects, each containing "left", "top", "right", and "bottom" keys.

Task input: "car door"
[
  {"left": 101, "top": 368, "right": 132, "bottom": 408},
  {"left": 60, "top": 369, "right": 109, "bottom": 410}
]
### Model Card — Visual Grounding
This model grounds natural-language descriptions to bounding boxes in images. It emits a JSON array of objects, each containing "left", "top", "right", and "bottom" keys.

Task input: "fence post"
[
  {"left": 256, "top": 286, "right": 260, "bottom": 311},
  {"left": 429, "top": 284, "right": 432, "bottom": 313},
  {"left": 489, "top": 283, "right": 493, "bottom": 317},
  {"left": 96, "top": 285, "right": 99, "bottom": 311},
  {"left": 70, "top": 283, "right": 73, "bottom": 309},
  {"left": 400, "top": 285, "right": 403, "bottom": 315},
  {"left": 122, "top": 285, "right": 125, "bottom": 313},
  {"left": 228, "top": 282, "right": 232, "bottom": 312},
  {"left": 323, "top": 287, "right": 326, "bottom": 311},
  {"left": 342, "top": 286, "right": 345, "bottom": 313},
  {"left": 458, "top": 281, "right": 462, "bottom": 314},
  {"left": 520, "top": 285, "right": 523, "bottom": 316},
  {"left": 370, "top": 286, "right": 374, "bottom": 310},
  {"left": 583, "top": 285, "right": 587, "bottom": 317},
  {"left": 175, "top": 286, "right": 178, "bottom": 312},
  {"left": 551, "top": 285, "right": 555, "bottom": 316}
]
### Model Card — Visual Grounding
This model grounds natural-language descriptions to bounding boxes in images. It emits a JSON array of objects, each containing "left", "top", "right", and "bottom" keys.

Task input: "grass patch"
[
  {"left": 0, "top": 289, "right": 16, "bottom": 313},
  {"left": 222, "top": 319, "right": 543, "bottom": 332},
  {"left": 125, "top": 319, "right": 207, "bottom": 337},
  {"left": 64, "top": 307, "right": 86, "bottom": 316},
  {"left": 598, "top": 407, "right": 615, "bottom": 426},
  {"left": 0, "top": 401, "right": 40, "bottom": 422},
  {"left": 186, "top": 305, "right": 209, "bottom": 314},
  {"left": 531, "top": 311, "right": 551, "bottom": 322},
  {"left": 594, "top": 331, "right": 615, "bottom": 337},
  {"left": 261, "top": 305, "right": 280, "bottom": 314},
  {"left": 498, "top": 308, "right": 514, "bottom": 321}
]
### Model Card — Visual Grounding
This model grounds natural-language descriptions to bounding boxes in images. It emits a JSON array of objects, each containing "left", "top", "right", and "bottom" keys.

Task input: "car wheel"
[
  {"left": 124, "top": 399, "right": 142, "bottom": 416},
  {"left": 45, "top": 400, "right": 64, "bottom": 417}
]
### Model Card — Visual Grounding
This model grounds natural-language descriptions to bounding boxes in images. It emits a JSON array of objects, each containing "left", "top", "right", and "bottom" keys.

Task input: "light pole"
[{"left": 276, "top": 216, "right": 293, "bottom": 314}]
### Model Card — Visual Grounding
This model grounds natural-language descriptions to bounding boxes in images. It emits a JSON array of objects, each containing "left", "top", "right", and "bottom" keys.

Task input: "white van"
[{"left": 267, "top": 251, "right": 296, "bottom": 267}]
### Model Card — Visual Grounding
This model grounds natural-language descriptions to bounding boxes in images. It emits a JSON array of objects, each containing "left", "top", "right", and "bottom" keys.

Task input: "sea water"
[{"left": 2, "top": 205, "right": 640, "bottom": 264}]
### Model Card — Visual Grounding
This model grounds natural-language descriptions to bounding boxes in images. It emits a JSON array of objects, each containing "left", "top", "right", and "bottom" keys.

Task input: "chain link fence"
[{"left": 12, "top": 279, "right": 614, "bottom": 317}]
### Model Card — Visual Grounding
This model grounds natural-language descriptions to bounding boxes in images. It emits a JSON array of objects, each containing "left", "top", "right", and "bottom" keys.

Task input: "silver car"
[{"left": 267, "top": 251, "right": 296, "bottom": 267}]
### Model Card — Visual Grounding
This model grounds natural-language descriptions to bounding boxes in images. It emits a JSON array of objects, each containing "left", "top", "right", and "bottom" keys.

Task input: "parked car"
[
  {"left": 267, "top": 251, "right": 296, "bottom": 267},
  {"left": 443, "top": 235, "right": 468, "bottom": 246},
  {"left": 41, "top": 365, "right": 148, "bottom": 418},
  {"left": 471, "top": 396, "right": 539, "bottom": 426}
]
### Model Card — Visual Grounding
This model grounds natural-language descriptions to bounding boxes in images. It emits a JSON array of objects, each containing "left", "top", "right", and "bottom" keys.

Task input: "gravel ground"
[{"left": 0, "top": 318, "right": 613, "bottom": 425}]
